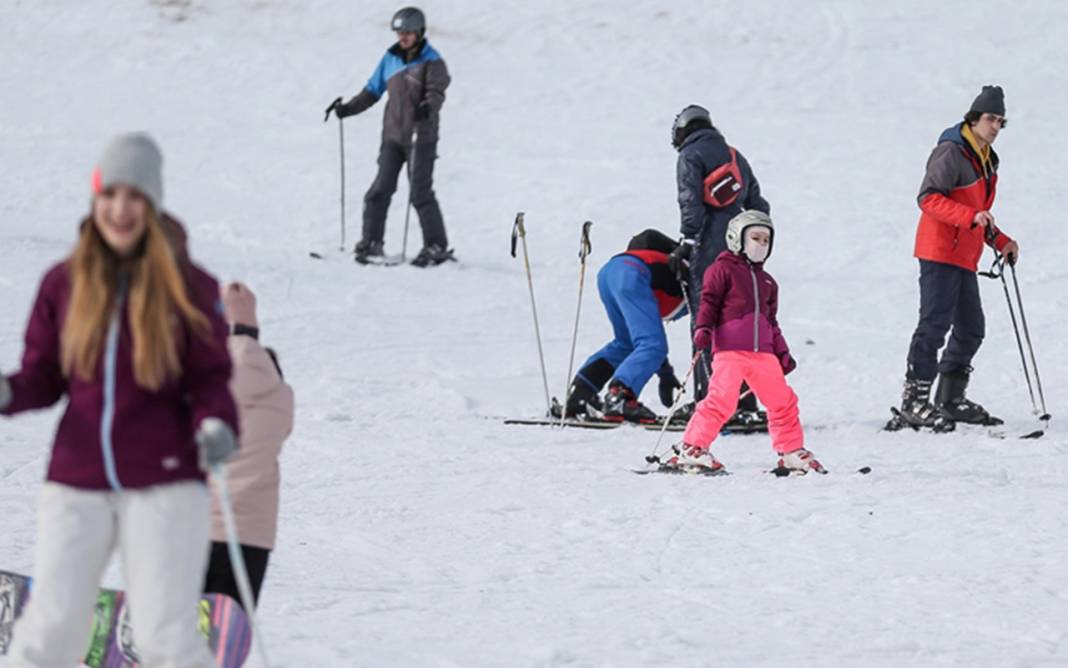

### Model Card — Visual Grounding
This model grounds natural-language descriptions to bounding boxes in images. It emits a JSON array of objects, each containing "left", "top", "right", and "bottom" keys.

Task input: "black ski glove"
[
  {"left": 668, "top": 240, "right": 693, "bottom": 280},
  {"left": 413, "top": 100, "right": 431, "bottom": 121},
  {"left": 657, "top": 361, "right": 682, "bottom": 408}
]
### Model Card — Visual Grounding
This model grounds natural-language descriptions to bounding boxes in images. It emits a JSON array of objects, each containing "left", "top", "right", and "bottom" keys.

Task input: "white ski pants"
[{"left": 4, "top": 481, "right": 215, "bottom": 668}]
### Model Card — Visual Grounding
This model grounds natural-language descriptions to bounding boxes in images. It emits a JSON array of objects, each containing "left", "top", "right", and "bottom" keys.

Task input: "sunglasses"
[{"left": 983, "top": 113, "right": 1008, "bottom": 128}]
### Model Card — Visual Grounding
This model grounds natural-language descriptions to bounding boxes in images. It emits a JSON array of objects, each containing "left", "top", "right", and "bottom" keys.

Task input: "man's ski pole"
[
  {"left": 401, "top": 124, "right": 418, "bottom": 262},
  {"left": 212, "top": 463, "right": 272, "bottom": 667},
  {"left": 511, "top": 213, "right": 552, "bottom": 415},
  {"left": 981, "top": 229, "right": 1050, "bottom": 437},
  {"left": 561, "top": 221, "right": 593, "bottom": 426}
]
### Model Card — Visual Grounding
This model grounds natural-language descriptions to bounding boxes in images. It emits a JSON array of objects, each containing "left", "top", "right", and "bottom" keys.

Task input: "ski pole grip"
[
  {"left": 511, "top": 212, "right": 525, "bottom": 258},
  {"left": 579, "top": 220, "right": 593, "bottom": 260}
]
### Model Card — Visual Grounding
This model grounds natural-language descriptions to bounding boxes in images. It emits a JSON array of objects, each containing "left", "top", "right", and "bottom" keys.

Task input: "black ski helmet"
[
  {"left": 391, "top": 7, "right": 426, "bottom": 36},
  {"left": 671, "top": 104, "right": 713, "bottom": 150}
]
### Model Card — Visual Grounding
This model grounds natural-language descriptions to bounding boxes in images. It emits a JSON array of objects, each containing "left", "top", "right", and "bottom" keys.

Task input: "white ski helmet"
[{"left": 725, "top": 210, "right": 774, "bottom": 257}]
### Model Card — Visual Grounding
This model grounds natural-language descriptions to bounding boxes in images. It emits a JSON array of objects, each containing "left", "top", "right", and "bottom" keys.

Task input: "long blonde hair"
[{"left": 62, "top": 211, "right": 210, "bottom": 390}]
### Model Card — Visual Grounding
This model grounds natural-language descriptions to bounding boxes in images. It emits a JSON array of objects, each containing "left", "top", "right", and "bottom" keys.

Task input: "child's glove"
[
  {"left": 693, "top": 327, "right": 712, "bottom": 350},
  {"left": 196, "top": 418, "right": 237, "bottom": 472},
  {"left": 779, "top": 352, "right": 797, "bottom": 375}
]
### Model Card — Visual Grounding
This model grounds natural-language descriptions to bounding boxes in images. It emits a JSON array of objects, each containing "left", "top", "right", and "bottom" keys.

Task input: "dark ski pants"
[
  {"left": 906, "top": 259, "right": 985, "bottom": 381},
  {"left": 203, "top": 541, "right": 270, "bottom": 611},
  {"left": 686, "top": 239, "right": 758, "bottom": 411},
  {"left": 576, "top": 256, "right": 667, "bottom": 395},
  {"left": 362, "top": 139, "right": 447, "bottom": 249}
]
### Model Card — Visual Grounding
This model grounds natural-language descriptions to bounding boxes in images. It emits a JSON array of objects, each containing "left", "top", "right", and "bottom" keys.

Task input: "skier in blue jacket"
[
  {"left": 561, "top": 230, "right": 687, "bottom": 424},
  {"left": 327, "top": 7, "right": 453, "bottom": 267}
]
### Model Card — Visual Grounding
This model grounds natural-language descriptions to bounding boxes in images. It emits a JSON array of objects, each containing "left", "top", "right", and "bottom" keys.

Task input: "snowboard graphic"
[{"left": 0, "top": 570, "right": 251, "bottom": 667}]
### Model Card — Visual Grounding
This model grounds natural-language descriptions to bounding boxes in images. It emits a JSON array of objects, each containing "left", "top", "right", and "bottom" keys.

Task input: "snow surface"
[{"left": 2, "top": 1, "right": 1067, "bottom": 666}]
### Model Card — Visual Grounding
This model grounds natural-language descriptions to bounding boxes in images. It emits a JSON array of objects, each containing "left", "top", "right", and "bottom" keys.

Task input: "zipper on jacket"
[
  {"left": 100, "top": 274, "right": 128, "bottom": 492},
  {"left": 749, "top": 266, "right": 760, "bottom": 351}
]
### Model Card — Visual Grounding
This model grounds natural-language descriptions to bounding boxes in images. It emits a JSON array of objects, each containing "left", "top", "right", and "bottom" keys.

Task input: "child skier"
[
  {"left": 0, "top": 133, "right": 238, "bottom": 666},
  {"left": 670, "top": 211, "right": 824, "bottom": 474}
]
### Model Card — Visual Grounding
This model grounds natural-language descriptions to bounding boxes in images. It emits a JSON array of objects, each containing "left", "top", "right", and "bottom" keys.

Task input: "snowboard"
[{"left": 0, "top": 570, "right": 251, "bottom": 667}]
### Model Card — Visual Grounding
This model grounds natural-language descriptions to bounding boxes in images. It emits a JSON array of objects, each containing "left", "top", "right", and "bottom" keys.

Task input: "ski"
[
  {"left": 768, "top": 466, "right": 871, "bottom": 477},
  {"left": 309, "top": 251, "right": 406, "bottom": 266},
  {"left": 503, "top": 417, "right": 622, "bottom": 430},
  {"left": 631, "top": 464, "right": 730, "bottom": 477}
]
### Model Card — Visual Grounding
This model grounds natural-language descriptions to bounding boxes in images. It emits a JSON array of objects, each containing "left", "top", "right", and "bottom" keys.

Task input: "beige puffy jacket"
[{"left": 209, "top": 335, "right": 294, "bottom": 550}]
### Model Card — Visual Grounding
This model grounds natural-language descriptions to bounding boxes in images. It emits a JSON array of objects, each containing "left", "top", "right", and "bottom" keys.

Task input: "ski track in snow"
[{"left": 1, "top": 1, "right": 1067, "bottom": 666}]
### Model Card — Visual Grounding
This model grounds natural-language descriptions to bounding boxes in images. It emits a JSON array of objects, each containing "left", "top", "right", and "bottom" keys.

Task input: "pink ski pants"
[{"left": 682, "top": 350, "right": 804, "bottom": 454}]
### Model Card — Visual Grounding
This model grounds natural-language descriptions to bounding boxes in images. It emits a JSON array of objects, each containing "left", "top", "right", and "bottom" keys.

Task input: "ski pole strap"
[
  {"left": 979, "top": 252, "right": 1005, "bottom": 280},
  {"left": 511, "top": 212, "right": 525, "bottom": 258},
  {"left": 578, "top": 220, "right": 593, "bottom": 260}
]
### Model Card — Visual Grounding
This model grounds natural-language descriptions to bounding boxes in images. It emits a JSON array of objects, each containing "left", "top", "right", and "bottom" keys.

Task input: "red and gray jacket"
[
  {"left": 914, "top": 123, "right": 1014, "bottom": 271},
  {"left": 1, "top": 228, "right": 237, "bottom": 491},
  {"left": 694, "top": 251, "right": 789, "bottom": 357}
]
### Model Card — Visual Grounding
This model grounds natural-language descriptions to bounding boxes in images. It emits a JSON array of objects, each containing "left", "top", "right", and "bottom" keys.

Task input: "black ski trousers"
[
  {"left": 203, "top": 541, "right": 271, "bottom": 611},
  {"left": 907, "top": 259, "right": 985, "bottom": 381},
  {"left": 362, "top": 139, "right": 447, "bottom": 249}
]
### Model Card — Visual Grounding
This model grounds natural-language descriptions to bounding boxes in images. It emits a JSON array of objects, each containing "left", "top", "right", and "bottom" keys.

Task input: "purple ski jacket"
[
  {"left": 694, "top": 251, "right": 790, "bottom": 359},
  {"left": 2, "top": 248, "right": 237, "bottom": 491}
]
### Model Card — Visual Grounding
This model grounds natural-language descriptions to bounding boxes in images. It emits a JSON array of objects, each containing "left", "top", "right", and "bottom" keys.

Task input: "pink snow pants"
[{"left": 682, "top": 350, "right": 804, "bottom": 454}]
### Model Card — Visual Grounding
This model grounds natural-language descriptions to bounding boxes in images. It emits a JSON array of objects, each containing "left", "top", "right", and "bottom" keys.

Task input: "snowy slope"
[{"left": 1, "top": 1, "right": 1067, "bottom": 665}]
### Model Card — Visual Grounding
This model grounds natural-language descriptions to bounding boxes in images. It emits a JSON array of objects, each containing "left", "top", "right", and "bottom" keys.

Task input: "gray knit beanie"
[
  {"left": 92, "top": 133, "right": 164, "bottom": 213},
  {"left": 969, "top": 85, "right": 1005, "bottom": 116}
]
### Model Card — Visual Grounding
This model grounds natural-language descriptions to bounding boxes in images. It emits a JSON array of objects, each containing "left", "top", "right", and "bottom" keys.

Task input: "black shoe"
[
  {"left": 724, "top": 409, "right": 768, "bottom": 433},
  {"left": 549, "top": 380, "right": 605, "bottom": 419},
  {"left": 410, "top": 244, "right": 455, "bottom": 267},
  {"left": 667, "top": 401, "right": 695, "bottom": 425},
  {"left": 354, "top": 239, "right": 385, "bottom": 265},
  {"left": 935, "top": 368, "right": 1003, "bottom": 426},
  {"left": 603, "top": 381, "right": 658, "bottom": 424},
  {"left": 892, "top": 373, "right": 956, "bottom": 432}
]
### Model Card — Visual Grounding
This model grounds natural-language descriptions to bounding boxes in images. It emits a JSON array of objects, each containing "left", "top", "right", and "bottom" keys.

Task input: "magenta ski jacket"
[
  {"left": 2, "top": 255, "right": 237, "bottom": 491},
  {"left": 694, "top": 251, "right": 790, "bottom": 358}
]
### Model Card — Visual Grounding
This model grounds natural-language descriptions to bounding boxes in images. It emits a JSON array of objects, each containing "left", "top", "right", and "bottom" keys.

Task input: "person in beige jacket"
[{"left": 203, "top": 282, "right": 295, "bottom": 608}]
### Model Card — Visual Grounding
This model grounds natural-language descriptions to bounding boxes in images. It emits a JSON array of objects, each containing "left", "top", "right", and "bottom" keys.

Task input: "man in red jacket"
[{"left": 893, "top": 86, "right": 1020, "bottom": 431}]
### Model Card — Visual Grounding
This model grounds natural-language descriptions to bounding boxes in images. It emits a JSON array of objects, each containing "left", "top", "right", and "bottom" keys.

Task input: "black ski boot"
[
  {"left": 354, "top": 239, "right": 386, "bottom": 265},
  {"left": 723, "top": 386, "right": 767, "bottom": 432},
  {"left": 603, "top": 381, "right": 658, "bottom": 424},
  {"left": 550, "top": 379, "right": 605, "bottom": 419},
  {"left": 667, "top": 401, "right": 695, "bottom": 426},
  {"left": 886, "top": 373, "right": 955, "bottom": 432},
  {"left": 410, "top": 244, "right": 456, "bottom": 267},
  {"left": 935, "top": 368, "right": 1003, "bottom": 426}
]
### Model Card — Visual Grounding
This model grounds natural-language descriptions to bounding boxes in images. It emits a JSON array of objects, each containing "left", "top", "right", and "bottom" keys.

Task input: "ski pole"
[
  {"left": 401, "top": 125, "right": 418, "bottom": 262},
  {"left": 1008, "top": 262, "right": 1049, "bottom": 419},
  {"left": 323, "top": 100, "right": 346, "bottom": 252},
  {"left": 561, "top": 221, "right": 593, "bottom": 426},
  {"left": 211, "top": 463, "right": 272, "bottom": 667},
  {"left": 511, "top": 213, "right": 552, "bottom": 415},
  {"left": 646, "top": 350, "right": 702, "bottom": 464}
]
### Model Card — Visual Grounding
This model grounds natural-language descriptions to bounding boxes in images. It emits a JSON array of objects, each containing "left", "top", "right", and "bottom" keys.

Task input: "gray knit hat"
[
  {"left": 969, "top": 85, "right": 1005, "bottom": 116},
  {"left": 92, "top": 133, "right": 164, "bottom": 213}
]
